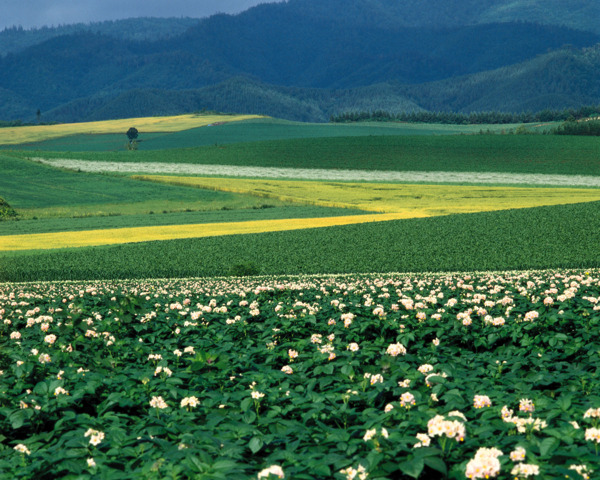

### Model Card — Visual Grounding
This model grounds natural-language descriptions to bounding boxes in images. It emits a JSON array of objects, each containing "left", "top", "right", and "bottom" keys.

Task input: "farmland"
[
  {"left": 14, "top": 133, "right": 599, "bottom": 176},
  {"left": 1, "top": 113, "right": 600, "bottom": 479},
  {"left": 1, "top": 271, "right": 599, "bottom": 479},
  {"left": 0, "top": 114, "right": 263, "bottom": 146},
  {"left": 1, "top": 113, "right": 599, "bottom": 278}
]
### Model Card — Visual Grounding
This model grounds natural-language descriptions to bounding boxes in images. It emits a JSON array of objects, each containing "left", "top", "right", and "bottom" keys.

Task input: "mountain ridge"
[{"left": 1, "top": 0, "right": 599, "bottom": 123}]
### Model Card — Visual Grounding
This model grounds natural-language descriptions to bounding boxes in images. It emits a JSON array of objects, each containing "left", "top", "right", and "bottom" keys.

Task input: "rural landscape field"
[
  {"left": 1, "top": 0, "right": 600, "bottom": 477},
  {"left": 1, "top": 111, "right": 600, "bottom": 480}
]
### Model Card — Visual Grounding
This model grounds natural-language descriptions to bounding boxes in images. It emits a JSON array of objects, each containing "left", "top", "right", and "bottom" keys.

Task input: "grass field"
[
  {"left": 0, "top": 213, "right": 412, "bottom": 251},
  {"left": 0, "top": 153, "right": 301, "bottom": 219},
  {"left": 1, "top": 117, "right": 552, "bottom": 151},
  {"left": 0, "top": 113, "right": 263, "bottom": 146},
  {"left": 0, "top": 206, "right": 362, "bottom": 236},
  {"left": 17, "top": 134, "right": 600, "bottom": 176}
]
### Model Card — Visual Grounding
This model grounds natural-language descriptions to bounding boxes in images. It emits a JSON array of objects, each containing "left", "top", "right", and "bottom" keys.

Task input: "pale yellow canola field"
[
  {"left": 0, "top": 113, "right": 263, "bottom": 145},
  {"left": 4, "top": 176, "right": 600, "bottom": 251},
  {"left": 137, "top": 176, "right": 600, "bottom": 216}
]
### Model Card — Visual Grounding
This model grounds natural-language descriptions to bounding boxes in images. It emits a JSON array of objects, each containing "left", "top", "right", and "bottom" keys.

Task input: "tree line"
[{"left": 329, "top": 105, "right": 600, "bottom": 125}]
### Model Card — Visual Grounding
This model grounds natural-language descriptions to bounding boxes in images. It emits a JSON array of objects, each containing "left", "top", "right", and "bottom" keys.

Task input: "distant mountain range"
[{"left": 1, "top": 0, "right": 599, "bottom": 123}]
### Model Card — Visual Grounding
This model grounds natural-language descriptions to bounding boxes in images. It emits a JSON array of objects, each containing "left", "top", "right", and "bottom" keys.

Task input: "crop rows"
[
  {"left": 0, "top": 269, "right": 599, "bottom": 479},
  {"left": 2, "top": 201, "right": 600, "bottom": 282},
  {"left": 19, "top": 135, "right": 600, "bottom": 176}
]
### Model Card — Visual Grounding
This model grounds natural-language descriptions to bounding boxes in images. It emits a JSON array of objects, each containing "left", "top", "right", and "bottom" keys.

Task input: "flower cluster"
[
  {"left": 465, "top": 447, "right": 503, "bottom": 479},
  {"left": 427, "top": 412, "right": 466, "bottom": 442},
  {"left": 509, "top": 446, "right": 526, "bottom": 462},
  {"left": 510, "top": 463, "right": 540, "bottom": 478},
  {"left": 400, "top": 392, "right": 416, "bottom": 408},
  {"left": 84, "top": 429, "right": 105, "bottom": 446},
  {"left": 385, "top": 342, "right": 406, "bottom": 356},
  {"left": 180, "top": 396, "right": 199, "bottom": 408},
  {"left": 340, "top": 464, "right": 368, "bottom": 480},
  {"left": 473, "top": 395, "right": 492, "bottom": 409},
  {"left": 149, "top": 396, "right": 168, "bottom": 409}
]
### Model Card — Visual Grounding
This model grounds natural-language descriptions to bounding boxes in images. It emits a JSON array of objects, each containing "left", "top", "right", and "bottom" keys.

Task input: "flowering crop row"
[{"left": 0, "top": 269, "right": 599, "bottom": 479}]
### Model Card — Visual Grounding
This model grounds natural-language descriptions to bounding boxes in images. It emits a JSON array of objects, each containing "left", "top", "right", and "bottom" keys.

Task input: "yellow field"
[
  {"left": 0, "top": 213, "right": 411, "bottom": 251},
  {"left": 135, "top": 176, "right": 600, "bottom": 216},
  {"left": 0, "top": 113, "right": 263, "bottom": 146},
  {"left": 5, "top": 175, "right": 600, "bottom": 251}
]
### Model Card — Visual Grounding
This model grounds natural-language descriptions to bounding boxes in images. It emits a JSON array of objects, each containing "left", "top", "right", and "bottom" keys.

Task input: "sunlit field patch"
[
  {"left": 135, "top": 176, "right": 600, "bottom": 215},
  {"left": 0, "top": 213, "right": 411, "bottom": 251},
  {"left": 0, "top": 270, "right": 599, "bottom": 478},
  {"left": 0, "top": 113, "right": 263, "bottom": 146}
]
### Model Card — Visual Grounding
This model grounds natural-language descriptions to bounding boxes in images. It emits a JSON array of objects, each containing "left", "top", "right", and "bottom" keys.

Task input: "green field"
[
  {"left": 1, "top": 118, "right": 552, "bottom": 152},
  {"left": 2, "top": 114, "right": 600, "bottom": 480},
  {"left": 0, "top": 153, "right": 316, "bottom": 219},
  {"left": 1, "top": 114, "right": 599, "bottom": 282},
  {"left": 0, "top": 206, "right": 362, "bottom": 236},
  {"left": 2, "top": 201, "right": 600, "bottom": 281},
  {"left": 14, "top": 134, "right": 599, "bottom": 177}
]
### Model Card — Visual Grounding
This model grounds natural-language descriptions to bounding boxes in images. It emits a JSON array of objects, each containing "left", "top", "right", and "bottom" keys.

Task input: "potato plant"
[{"left": 0, "top": 270, "right": 599, "bottom": 478}]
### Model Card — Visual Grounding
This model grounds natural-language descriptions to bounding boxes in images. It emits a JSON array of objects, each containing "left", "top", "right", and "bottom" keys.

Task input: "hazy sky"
[{"left": 1, "top": 0, "right": 272, "bottom": 30}]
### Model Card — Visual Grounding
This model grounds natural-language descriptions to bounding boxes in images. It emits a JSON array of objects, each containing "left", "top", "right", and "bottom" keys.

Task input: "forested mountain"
[
  {"left": 279, "top": 0, "right": 600, "bottom": 33},
  {"left": 1, "top": 0, "right": 599, "bottom": 123},
  {"left": 0, "top": 18, "right": 199, "bottom": 55}
]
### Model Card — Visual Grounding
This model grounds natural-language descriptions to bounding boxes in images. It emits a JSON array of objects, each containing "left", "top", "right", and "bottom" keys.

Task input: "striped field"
[
  {"left": 0, "top": 114, "right": 263, "bottom": 146},
  {"left": 0, "top": 213, "right": 410, "bottom": 251},
  {"left": 4, "top": 176, "right": 600, "bottom": 251},
  {"left": 134, "top": 176, "right": 600, "bottom": 215}
]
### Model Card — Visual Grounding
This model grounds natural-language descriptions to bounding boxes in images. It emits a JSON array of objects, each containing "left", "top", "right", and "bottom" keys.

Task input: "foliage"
[
  {"left": 0, "top": 18, "right": 199, "bottom": 55},
  {"left": 330, "top": 105, "right": 600, "bottom": 125},
  {"left": 126, "top": 127, "right": 138, "bottom": 142},
  {"left": 0, "top": 8, "right": 599, "bottom": 123},
  {"left": 0, "top": 197, "right": 17, "bottom": 221},
  {"left": 554, "top": 120, "right": 600, "bottom": 136},
  {"left": 0, "top": 270, "right": 599, "bottom": 478},
  {"left": 2, "top": 201, "right": 600, "bottom": 281},
  {"left": 282, "top": 0, "right": 600, "bottom": 33}
]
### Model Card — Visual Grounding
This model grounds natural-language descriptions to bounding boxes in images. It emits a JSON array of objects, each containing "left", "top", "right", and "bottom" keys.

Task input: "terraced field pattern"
[
  {"left": 2, "top": 114, "right": 600, "bottom": 479},
  {"left": 1, "top": 113, "right": 599, "bottom": 278}
]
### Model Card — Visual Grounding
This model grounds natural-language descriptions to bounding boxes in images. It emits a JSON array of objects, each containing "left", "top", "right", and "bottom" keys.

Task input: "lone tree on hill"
[{"left": 126, "top": 127, "right": 138, "bottom": 144}]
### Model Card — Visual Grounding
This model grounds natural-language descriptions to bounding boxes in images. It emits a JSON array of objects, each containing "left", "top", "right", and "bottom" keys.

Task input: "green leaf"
[
  {"left": 243, "top": 410, "right": 256, "bottom": 424},
  {"left": 33, "top": 381, "right": 49, "bottom": 396},
  {"left": 539, "top": 437, "right": 559, "bottom": 457},
  {"left": 399, "top": 457, "right": 424, "bottom": 479},
  {"left": 424, "top": 456, "right": 447, "bottom": 476},
  {"left": 249, "top": 436, "right": 263, "bottom": 453},
  {"left": 9, "top": 409, "right": 34, "bottom": 429},
  {"left": 311, "top": 464, "right": 331, "bottom": 477}
]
